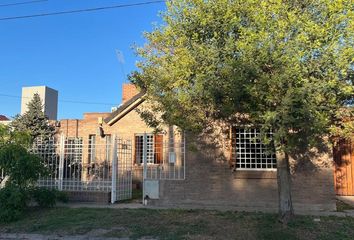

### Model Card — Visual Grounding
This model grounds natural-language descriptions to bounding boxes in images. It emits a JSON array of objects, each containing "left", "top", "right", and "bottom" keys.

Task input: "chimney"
[{"left": 122, "top": 83, "right": 139, "bottom": 103}]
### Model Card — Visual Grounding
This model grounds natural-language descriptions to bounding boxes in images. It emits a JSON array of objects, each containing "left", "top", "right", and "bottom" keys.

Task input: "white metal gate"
[{"left": 32, "top": 135, "right": 132, "bottom": 203}]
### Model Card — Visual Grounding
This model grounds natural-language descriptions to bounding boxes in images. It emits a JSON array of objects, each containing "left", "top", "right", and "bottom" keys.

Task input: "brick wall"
[
  {"left": 150, "top": 135, "right": 336, "bottom": 213},
  {"left": 56, "top": 94, "right": 336, "bottom": 211},
  {"left": 56, "top": 103, "right": 154, "bottom": 179}
]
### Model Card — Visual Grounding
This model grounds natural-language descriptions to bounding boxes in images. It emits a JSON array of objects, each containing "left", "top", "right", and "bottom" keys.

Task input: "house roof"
[
  {"left": 0, "top": 115, "right": 9, "bottom": 121},
  {"left": 104, "top": 91, "right": 146, "bottom": 126}
]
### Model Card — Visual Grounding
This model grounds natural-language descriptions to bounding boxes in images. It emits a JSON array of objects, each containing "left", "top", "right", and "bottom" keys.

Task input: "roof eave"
[{"left": 105, "top": 96, "right": 146, "bottom": 126}]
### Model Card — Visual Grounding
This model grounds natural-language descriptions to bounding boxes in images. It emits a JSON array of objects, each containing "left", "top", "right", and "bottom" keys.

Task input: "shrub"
[
  {"left": 55, "top": 191, "right": 69, "bottom": 203},
  {"left": 30, "top": 187, "right": 69, "bottom": 207},
  {"left": 0, "top": 184, "right": 29, "bottom": 222},
  {"left": 0, "top": 142, "right": 55, "bottom": 222},
  {"left": 0, "top": 144, "right": 48, "bottom": 188},
  {"left": 30, "top": 187, "right": 57, "bottom": 208}
]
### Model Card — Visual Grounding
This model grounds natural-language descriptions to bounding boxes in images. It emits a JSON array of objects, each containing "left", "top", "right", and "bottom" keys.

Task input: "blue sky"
[{"left": 0, "top": 0, "right": 165, "bottom": 119}]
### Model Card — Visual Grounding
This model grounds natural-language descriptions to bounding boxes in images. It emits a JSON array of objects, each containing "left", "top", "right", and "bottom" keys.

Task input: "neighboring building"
[
  {"left": 56, "top": 83, "right": 339, "bottom": 213},
  {"left": 0, "top": 115, "right": 11, "bottom": 126},
  {"left": 21, "top": 86, "right": 58, "bottom": 120}
]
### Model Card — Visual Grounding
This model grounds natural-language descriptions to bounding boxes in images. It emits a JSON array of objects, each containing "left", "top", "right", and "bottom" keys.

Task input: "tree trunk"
[{"left": 276, "top": 149, "right": 294, "bottom": 224}]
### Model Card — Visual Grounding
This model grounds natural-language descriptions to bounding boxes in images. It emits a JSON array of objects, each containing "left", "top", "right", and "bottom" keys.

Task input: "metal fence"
[
  {"left": 1, "top": 131, "right": 186, "bottom": 203},
  {"left": 136, "top": 132, "right": 186, "bottom": 181},
  {"left": 31, "top": 135, "right": 132, "bottom": 202},
  {"left": 0, "top": 168, "right": 4, "bottom": 186}
]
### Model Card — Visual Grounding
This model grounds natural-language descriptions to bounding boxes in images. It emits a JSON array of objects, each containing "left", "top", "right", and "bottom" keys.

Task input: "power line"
[
  {"left": 0, "top": 0, "right": 47, "bottom": 8},
  {"left": 0, "top": 93, "right": 119, "bottom": 106},
  {"left": 0, "top": 0, "right": 166, "bottom": 21}
]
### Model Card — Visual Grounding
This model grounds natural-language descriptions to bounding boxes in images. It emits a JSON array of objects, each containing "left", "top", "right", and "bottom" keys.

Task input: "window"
[
  {"left": 134, "top": 134, "right": 163, "bottom": 164},
  {"left": 232, "top": 128, "right": 276, "bottom": 170},
  {"left": 66, "top": 137, "right": 83, "bottom": 164},
  {"left": 65, "top": 137, "right": 83, "bottom": 179},
  {"left": 88, "top": 135, "right": 96, "bottom": 164}
]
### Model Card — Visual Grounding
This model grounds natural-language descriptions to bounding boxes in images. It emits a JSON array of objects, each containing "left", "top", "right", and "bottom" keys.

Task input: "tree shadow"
[{"left": 289, "top": 138, "right": 333, "bottom": 174}]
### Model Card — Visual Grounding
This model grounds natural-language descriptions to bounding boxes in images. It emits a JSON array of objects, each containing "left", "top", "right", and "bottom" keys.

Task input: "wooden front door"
[{"left": 334, "top": 139, "right": 354, "bottom": 195}]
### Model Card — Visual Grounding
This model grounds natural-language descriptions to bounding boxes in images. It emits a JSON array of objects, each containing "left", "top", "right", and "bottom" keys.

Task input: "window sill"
[{"left": 233, "top": 170, "right": 277, "bottom": 179}]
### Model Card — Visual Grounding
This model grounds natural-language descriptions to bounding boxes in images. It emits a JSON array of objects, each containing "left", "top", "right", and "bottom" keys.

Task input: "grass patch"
[
  {"left": 0, "top": 207, "right": 353, "bottom": 239},
  {"left": 337, "top": 200, "right": 354, "bottom": 212}
]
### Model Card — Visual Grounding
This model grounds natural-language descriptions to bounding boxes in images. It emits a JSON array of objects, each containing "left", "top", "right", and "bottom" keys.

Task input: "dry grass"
[{"left": 0, "top": 207, "right": 353, "bottom": 240}]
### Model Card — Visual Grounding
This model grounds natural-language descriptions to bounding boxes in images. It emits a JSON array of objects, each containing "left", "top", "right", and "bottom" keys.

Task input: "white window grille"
[
  {"left": 233, "top": 128, "right": 276, "bottom": 170},
  {"left": 135, "top": 134, "right": 165, "bottom": 165},
  {"left": 141, "top": 131, "right": 186, "bottom": 180},
  {"left": 146, "top": 134, "right": 154, "bottom": 164},
  {"left": 88, "top": 135, "right": 96, "bottom": 164},
  {"left": 66, "top": 137, "right": 83, "bottom": 164}
]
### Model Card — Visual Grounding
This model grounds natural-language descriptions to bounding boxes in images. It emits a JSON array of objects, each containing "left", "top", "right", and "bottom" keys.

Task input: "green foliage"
[
  {"left": 0, "top": 124, "right": 31, "bottom": 148},
  {"left": 0, "top": 184, "right": 29, "bottom": 222},
  {"left": 132, "top": 0, "right": 354, "bottom": 151},
  {"left": 0, "top": 122, "right": 60, "bottom": 223},
  {"left": 55, "top": 190, "right": 69, "bottom": 203},
  {"left": 30, "top": 187, "right": 58, "bottom": 208},
  {"left": 11, "top": 93, "right": 56, "bottom": 140},
  {"left": 0, "top": 186, "right": 67, "bottom": 222},
  {"left": 29, "top": 187, "right": 68, "bottom": 207},
  {"left": 0, "top": 144, "right": 48, "bottom": 188},
  {"left": 0, "top": 143, "right": 50, "bottom": 222}
]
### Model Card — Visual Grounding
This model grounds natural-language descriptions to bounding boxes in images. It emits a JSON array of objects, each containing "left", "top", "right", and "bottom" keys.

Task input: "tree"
[
  {"left": 0, "top": 124, "right": 38, "bottom": 187},
  {"left": 0, "top": 124, "right": 55, "bottom": 222},
  {"left": 11, "top": 93, "right": 55, "bottom": 140},
  {"left": 131, "top": 0, "right": 354, "bottom": 222},
  {"left": 0, "top": 124, "right": 31, "bottom": 148}
]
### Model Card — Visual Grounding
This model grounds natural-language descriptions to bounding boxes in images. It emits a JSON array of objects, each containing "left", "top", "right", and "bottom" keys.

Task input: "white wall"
[{"left": 21, "top": 86, "right": 58, "bottom": 120}]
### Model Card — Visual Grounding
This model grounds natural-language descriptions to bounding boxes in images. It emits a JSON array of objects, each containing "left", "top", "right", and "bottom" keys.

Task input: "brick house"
[
  {"left": 57, "top": 83, "right": 340, "bottom": 213},
  {"left": 57, "top": 84, "right": 166, "bottom": 187}
]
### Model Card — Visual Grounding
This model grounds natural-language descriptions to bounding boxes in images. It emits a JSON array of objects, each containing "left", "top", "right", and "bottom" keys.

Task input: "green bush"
[
  {"left": 0, "top": 144, "right": 48, "bottom": 188},
  {"left": 0, "top": 184, "right": 29, "bottom": 222},
  {"left": 0, "top": 185, "right": 68, "bottom": 222},
  {"left": 30, "top": 187, "right": 69, "bottom": 207},
  {"left": 0, "top": 126, "right": 60, "bottom": 222},
  {"left": 30, "top": 187, "right": 57, "bottom": 208},
  {"left": 55, "top": 191, "right": 69, "bottom": 203}
]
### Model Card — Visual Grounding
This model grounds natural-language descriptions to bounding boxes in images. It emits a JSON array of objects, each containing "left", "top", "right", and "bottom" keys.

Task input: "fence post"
[
  {"left": 142, "top": 133, "right": 148, "bottom": 205},
  {"left": 58, "top": 134, "right": 65, "bottom": 191},
  {"left": 111, "top": 135, "right": 118, "bottom": 204},
  {"left": 183, "top": 131, "right": 186, "bottom": 180}
]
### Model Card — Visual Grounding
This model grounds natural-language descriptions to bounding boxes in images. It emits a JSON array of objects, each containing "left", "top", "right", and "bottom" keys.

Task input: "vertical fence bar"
[
  {"left": 183, "top": 131, "right": 186, "bottom": 180},
  {"left": 111, "top": 135, "right": 118, "bottom": 204},
  {"left": 58, "top": 134, "right": 65, "bottom": 191},
  {"left": 142, "top": 133, "right": 148, "bottom": 205}
]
